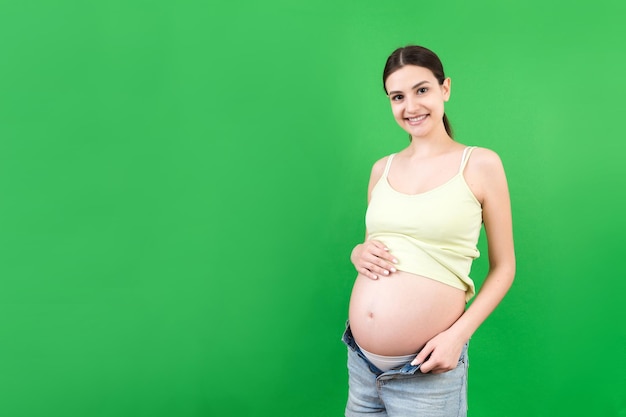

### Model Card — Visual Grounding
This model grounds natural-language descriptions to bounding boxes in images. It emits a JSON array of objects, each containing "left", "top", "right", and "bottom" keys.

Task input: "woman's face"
[{"left": 384, "top": 65, "right": 451, "bottom": 139}]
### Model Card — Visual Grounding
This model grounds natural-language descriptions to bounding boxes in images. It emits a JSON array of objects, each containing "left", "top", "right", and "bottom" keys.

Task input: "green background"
[{"left": 1, "top": 0, "right": 625, "bottom": 416}]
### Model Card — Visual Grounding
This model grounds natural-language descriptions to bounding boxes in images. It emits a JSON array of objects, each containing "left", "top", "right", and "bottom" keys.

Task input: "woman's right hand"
[{"left": 350, "top": 240, "right": 398, "bottom": 280}]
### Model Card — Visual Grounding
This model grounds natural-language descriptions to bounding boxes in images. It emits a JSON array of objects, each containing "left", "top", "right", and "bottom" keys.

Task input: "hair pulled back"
[{"left": 383, "top": 45, "right": 453, "bottom": 139}]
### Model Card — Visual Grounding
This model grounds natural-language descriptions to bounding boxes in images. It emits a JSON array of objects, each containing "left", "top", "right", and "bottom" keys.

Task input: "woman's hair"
[{"left": 383, "top": 45, "right": 453, "bottom": 139}]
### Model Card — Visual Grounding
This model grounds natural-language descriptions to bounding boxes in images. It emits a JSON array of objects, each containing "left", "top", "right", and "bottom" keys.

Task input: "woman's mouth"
[{"left": 406, "top": 115, "right": 428, "bottom": 124}]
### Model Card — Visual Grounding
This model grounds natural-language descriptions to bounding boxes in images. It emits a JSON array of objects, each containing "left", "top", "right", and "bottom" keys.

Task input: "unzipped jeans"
[{"left": 342, "top": 323, "right": 468, "bottom": 417}]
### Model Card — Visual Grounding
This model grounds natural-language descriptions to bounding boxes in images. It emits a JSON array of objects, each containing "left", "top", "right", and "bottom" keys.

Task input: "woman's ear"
[{"left": 442, "top": 77, "right": 451, "bottom": 102}]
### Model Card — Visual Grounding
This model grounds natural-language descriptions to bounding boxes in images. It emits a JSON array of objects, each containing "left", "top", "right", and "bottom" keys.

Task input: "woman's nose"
[{"left": 406, "top": 97, "right": 420, "bottom": 112}]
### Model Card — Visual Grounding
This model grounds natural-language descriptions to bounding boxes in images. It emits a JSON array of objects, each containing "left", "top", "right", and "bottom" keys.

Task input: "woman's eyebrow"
[{"left": 387, "top": 80, "right": 430, "bottom": 96}]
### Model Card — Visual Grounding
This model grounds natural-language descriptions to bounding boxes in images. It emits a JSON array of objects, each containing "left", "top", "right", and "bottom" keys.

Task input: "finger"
[
  {"left": 368, "top": 244, "right": 399, "bottom": 264},
  {"left": 355, "top": 258, "right": 389, "bottom": 279},
  {"left": 418, "top": 356, "right": 438, "bottom": 373},
  {"left": 367, "top": 262, "right": 393, "bottom": 277},
  {"left": 365, "top": 254, "right": 398, "bottom": 274},
  {"left": 372, "top": 264, "right": 394, "bottom": 276},
  {"left": 361, "top": 260, "right": 392, "bottom": 277},
  {"left": 411, "top": 348, "right": 432, "bottom": 367},
  {"left": 368, "top": 245, "right": 398, "bottom": 264},
  {"left": 419, "top": 363, "right": 432, "bottom": 373},
  {"left": 358, "top": 246, "right": 397, "bottom": 276},
  {"left": 359, "top": 267, "right": 378, "bottom": 280},
  {"left": 430, "top": 363, "right": 455, "bottom": 374},
  {"left": 377, "top": 251, "right": 399, "bottom": 267},
  {"left": 429, "top": 357, "right": 459, "bottom": 374},
  {"left": 371, "top": 255, "right": 398, "bottom": 271}
]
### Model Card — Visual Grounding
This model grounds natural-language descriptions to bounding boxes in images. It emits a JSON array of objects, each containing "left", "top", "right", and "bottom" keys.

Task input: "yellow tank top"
[{"left": 365, "top": 147, "right": 482, "bottom": 302}]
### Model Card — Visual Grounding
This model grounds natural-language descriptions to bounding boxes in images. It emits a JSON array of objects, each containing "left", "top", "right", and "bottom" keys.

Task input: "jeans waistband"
[{"left": 342, "top": 322, "right": 422, "bottom": 377}]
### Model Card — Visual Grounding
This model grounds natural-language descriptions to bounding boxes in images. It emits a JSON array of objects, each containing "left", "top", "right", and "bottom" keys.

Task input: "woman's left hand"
[{"left": 410, "top": 330, "right": 466, "bottom": 374}]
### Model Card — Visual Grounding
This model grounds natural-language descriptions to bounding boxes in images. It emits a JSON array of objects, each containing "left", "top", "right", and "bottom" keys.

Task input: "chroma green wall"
[{"left": 1, "top": 1, "right": 625, "bottom": 416}]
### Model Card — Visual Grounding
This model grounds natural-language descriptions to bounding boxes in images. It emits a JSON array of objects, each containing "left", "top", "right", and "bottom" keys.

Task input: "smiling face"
[{"left": 384, "top": 65, "right": 451, "bottom": 140}]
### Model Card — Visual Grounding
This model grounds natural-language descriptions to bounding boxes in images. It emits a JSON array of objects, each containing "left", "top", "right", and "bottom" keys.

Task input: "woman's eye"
[
  {"left": 417, "top": 87, "right": 428, "bottom": 94},
  {"left": 391, "top": 94, "right": 403, "bottom": 101}
]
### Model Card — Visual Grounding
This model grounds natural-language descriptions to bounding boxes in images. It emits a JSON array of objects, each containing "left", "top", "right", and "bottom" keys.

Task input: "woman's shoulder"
[
  {"left": 367, "top": 154, "right": 394, "bottom": 189},
  {"left": 464, "top": 146, "right": 508, "bottom": 202},
  {"left": 371, "top": 154, "right": 392, "bottom": 174},
  {"left": 468, "top": 146, "right": 504, "bottom": 171}
]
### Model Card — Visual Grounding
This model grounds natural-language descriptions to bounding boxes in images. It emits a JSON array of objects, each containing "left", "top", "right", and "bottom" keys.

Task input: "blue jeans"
[{"left": 342, "top": 324, "right": 468, "bottom": 417}]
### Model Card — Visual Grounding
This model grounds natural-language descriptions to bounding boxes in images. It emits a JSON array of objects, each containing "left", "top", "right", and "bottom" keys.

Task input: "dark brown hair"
[{"left": 383, "top": 45, "right": 453, "bottom": 139}]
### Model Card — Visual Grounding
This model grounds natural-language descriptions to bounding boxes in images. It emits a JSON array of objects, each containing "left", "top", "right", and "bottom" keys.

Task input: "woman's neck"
[{"left": 405, "top": 132, "right": 456, "bottom": 158}]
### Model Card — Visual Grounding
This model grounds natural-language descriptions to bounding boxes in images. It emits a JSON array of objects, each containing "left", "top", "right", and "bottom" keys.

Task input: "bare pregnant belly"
[{"left": 348, "top": 271, "right": 466, "bottom": 356}]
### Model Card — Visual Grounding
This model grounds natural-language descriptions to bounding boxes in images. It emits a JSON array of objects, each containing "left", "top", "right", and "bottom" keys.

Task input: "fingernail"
[
  {"left": 393, "top": 258, "right": 398, "bottom": 264},
  {"left": 383, "top": 270, "right": 389, "bottom": 275},
  {"left": 391, "top": 267, "right": 396, "bottom": 272},
  {"left": 372, "top": 275, "right": 378, "bottom": 280}
]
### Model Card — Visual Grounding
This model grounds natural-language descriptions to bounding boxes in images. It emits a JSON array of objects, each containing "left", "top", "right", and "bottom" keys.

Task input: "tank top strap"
[
  {"left": 382, "top": 154, "right": 396, "bottom": 178},
  {"left": 458, "top": 147, "right": 476, "bottom": 173}
]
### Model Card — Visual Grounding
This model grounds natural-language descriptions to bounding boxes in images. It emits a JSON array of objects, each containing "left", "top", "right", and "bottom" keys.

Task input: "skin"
[{"left": 349, "top": 64, "right": 515, "bottom": 374}]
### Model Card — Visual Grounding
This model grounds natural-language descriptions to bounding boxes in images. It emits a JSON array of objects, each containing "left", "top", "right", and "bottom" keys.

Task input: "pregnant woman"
[{"left": 343, "top": 45, "right": 516, "bottom": 417}]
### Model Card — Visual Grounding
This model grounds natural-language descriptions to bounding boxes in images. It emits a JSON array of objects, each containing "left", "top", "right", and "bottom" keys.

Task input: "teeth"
[{"left": 408, "top": 115, "right": 427, "bottom": 122}]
